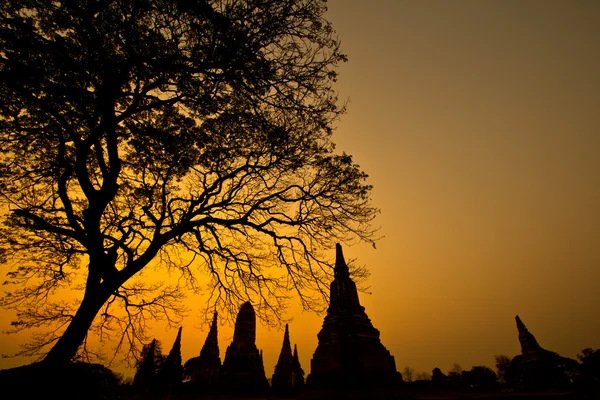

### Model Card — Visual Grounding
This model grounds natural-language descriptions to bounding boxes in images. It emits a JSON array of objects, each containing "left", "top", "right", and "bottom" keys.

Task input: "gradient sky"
[{"left": 1, "top": 0, "right": 600, "bottom": 379}]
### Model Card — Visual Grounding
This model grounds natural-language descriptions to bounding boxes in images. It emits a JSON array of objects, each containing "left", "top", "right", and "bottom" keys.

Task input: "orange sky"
[{"left": 1, "top": 0, "right": 600, "bottom": 380}]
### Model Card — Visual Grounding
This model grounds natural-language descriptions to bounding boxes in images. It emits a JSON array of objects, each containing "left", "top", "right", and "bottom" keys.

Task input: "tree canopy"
[{"left": 0, "top": 0, "right": 377, "bottom": 364}]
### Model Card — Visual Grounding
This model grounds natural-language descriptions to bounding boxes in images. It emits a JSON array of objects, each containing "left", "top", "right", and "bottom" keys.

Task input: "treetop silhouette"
[{"left": 0, "top": 0, "right": 377, "bottom": 365}]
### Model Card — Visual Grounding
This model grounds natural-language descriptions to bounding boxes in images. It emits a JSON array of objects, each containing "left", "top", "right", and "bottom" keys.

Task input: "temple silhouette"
[
  {"left": 271, "top": 324, "right": 305, "bottom": 391},
  {"left": 4, "top": 246, "right": 600, "bottom": 398},
  {"left": 179, "top": 244, "right": 399, "bottom": 393},
  {"left": 158, "top": 327, "right": 183, "bottom": 387},
  {"left": 184, "top": 312, "right": 221, "bottom": 387},
  {"left": 219, "top": 301, "right": 270, "bottom": 392},
  {"left": 507, "top": 315, "right": 578, "bottom": 390},
  {"left": 306, "top": 244, "right": 400, "bottom": 387},
  {"left": 128, "top": 248, "right": 592, "bottom": 395}
]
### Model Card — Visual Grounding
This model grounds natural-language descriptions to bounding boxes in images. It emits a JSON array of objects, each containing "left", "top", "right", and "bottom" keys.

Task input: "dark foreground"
[{"left": 0, "top": 363, "right": 598, "bottom": 400}]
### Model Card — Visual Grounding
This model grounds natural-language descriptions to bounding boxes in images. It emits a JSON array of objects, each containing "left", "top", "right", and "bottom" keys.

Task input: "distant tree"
[
  {"left": 402, "top": 366, "right": 415, "bottom": 382},
  {"left": 133, "top": 339, "right": 165, "bottom": 390},
  {"left": 578, "top": 348, "right": 600, "bottom": 382},
  {"left": 432, "top": 367, "right": 447, "bottom": 382},
  {"left": 448, "top": 363, "right": 463, "bottom": 381},
  {"left": 461, "top": 366, "right": 499, "bottom": 392},
  {"left": 415, "top": 371, "right": 432, "bottom": 381},
  {"left": 494, "top": 354, "right": 511, "bottom": 384},
  {"left": 0, "top": 0, "right": 377, "bottom": 366}
]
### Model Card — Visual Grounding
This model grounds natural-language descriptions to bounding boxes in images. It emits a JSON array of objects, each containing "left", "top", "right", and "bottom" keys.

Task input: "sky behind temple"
[{"left": 1, "top": 0, "right": 599, "bottom": 379}]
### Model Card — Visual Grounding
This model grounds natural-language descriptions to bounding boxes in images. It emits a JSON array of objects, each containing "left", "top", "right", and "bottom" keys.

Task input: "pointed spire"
[
  {"left": 200, "top": 312, "right": 220, "bottom": 359},
  {"left": 515, "top": 315, "right": 541, "bottom": 352},
  {"left": 292, "top": 343, "right": 305, "bottom": 386},
  {"left": 284, "top": 323, "right": 290, "bottom": 344},
  {"left": 166, "top": 327, "right": 182, "bottom": 362},
  {"left": 272, "top": 326, "right": 305, "bottom": 390},
  {"left": 328, "top": 244, "right": 361, "bottom": 311},
  {"left": 211, "top": 311, "right": 218, "bottom": 330},
  {"left": 516, "top": 315, "right": 526, "bottom": 330},
  {"left": 159, "top": 328, "right": 183, "bottom": 386},
  {"left": 277, "top": 324, "right": 293, "bottom": 363},
  {"left": 335, "top": 243, "right": 350, "bottom": 278}
]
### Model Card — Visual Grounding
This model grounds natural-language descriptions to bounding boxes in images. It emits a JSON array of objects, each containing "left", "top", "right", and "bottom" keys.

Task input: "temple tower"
[
  {"left": 293, "top": 344, "right": 305, "bottom": 385},
  {"left": 272, "top": 324, "right": 305, "bottom": 391},
  {"left": 307, "top": 244, "right": 399, "bottom": 388},
  {"left": 220, "top": 302, "right": 270, "bottom": 392},
  {"left": 157, "top": 327, "right": 183, "bottom": 387},
  {"left": 516, "top": 315, "right": 544, "bottom": 362},
  {"left": 508, "top": 315, "right": 577, "bottom": 390},
  {"left": 184, "top": 312, "right": 221, "bottom": 386}
]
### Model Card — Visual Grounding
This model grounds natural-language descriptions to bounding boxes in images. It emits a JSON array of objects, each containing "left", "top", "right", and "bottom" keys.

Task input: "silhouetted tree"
[
  {"left": 575, "top": 348, "right": 600, "bottom": 394},
  {"left": 415, "top": 371, "right": 431, "bottom": 381},
  {"left": 461, "top": 366, "right": 499, "bottom": 392},
  {"left": 494, "top": 354, "right": 511, "bottom": 384},
  {"left": 0, "top": 0, "right": 377, "bottom": 366},
  {"left": 448, "top": 363, "right": 463, "bottom": 381},
  {"left": 402, "top": 366, "right": 415, "bottom": 382},
  {"left": 133, "top": 339, "right": 165, "bottom": 390},
  {"left": 578, "top": 348, "right": 600, "bottom": 384}
]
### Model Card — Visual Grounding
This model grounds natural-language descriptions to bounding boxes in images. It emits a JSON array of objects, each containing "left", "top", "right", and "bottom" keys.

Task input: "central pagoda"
[
  {"left": 307, "top": 244, "right": 399, "bottom": 387},
  {"left": 219, "top": 302, "right": 269, "bottom": 392}
]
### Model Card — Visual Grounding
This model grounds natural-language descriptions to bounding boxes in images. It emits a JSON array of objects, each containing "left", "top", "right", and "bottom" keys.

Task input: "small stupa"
[
  {"left": 184, "top": 312, "right": 221, "bottom": 386},
  {"left": 157, "top": 327, "right": 183, "bottom": 387},
  {"left": 271, "top": 324, "right": 305, "bottom": 391}
]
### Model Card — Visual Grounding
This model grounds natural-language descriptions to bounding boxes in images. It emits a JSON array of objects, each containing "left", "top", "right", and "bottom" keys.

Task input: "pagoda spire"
[
  {"left": 165, "top": 327, "right": 182, "bottom": 364},
  {"left": 158, "top": 327, "right": 183, "bottom": 386},
  {"left": 516, "top": 315, "right": 526, "bottom": 330},
  {"left": 335, "top": 243, "right": 350, "bottom": 279},
  {"left": 272, "top": 324, "right": 304, "bottom": 390},
  {"left": 293, "top": 344, "right": 305, "bottom": 382},
  {"left": 515, "top": 315, "right": 541, "bottom": 353},
  {"left": 277, "top": 324, "right": 293, "bottom": 363},
  {"left": 183, "top": 312, "right": 221, "bottom": 386},
  {"left": 328, "top": 243, "right": 361, "bottom": 311},
  {"left": 200, "top": 311, "right": 219, "bottom": 359}
]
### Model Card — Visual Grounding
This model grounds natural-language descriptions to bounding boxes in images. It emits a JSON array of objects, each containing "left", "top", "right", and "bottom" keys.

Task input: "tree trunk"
[{"left": 42, "top": 288, "right": 109, "bottom": 366}]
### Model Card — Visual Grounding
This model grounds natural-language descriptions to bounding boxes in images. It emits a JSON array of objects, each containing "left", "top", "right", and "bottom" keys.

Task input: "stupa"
[
  {"left": 157, "top": 327, "right": 183, "bottom": 387},
  {"left": 220, "top": 302, "right": 269, "bottom": 392},
  {"left": 184, "top": 312, "right": 221, "bottom": 386},
  {"left": 307, "top": 244, "right": 400, "bottom": 387},
  {"left": 507, "top": 315, "right": 577, "bottom": 390},
  {"left": 271, "top": 324, "right": 305, "bottom": 391}
]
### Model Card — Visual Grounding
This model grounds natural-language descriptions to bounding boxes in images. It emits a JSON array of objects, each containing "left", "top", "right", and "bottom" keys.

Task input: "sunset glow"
[{"left": 1, "top": 0, "right": 599, "bottom": 381}]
